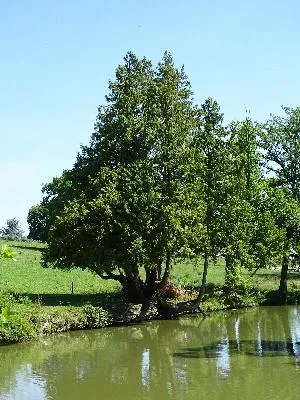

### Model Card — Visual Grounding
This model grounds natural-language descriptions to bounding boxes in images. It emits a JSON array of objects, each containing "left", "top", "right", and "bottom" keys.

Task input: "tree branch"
[{"left": 99, "top": 271, "right": 125, "bottom": 282}]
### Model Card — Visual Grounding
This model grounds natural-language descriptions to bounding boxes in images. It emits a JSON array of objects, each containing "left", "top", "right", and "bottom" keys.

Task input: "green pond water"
[{"left": 1, "top": 306, "right": 300, "bottom": 400}]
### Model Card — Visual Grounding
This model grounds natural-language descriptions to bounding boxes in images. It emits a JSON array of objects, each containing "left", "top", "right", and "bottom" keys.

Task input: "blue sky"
[{"left": 1, "top": 0, "right": 300, "bottom": 233}]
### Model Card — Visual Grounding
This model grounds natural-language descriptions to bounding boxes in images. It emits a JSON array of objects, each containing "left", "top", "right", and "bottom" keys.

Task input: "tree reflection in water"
[{"left": 1, "top": 306, "right": 300, "bottom": 399}]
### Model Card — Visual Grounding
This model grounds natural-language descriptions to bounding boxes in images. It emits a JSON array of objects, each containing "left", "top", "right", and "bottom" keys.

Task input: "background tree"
[
  {"left": 27, "top": 204, "right": 49, "bottom": 242},
  {"left": 220, "top": 118, "right": 261, "bottom": 287},
  {"left": 261, "top": 107, "right": 300, "bottom": 199},
  {"left": 191, "top": 98, "right": 229, "bottom": 302},
  {"left": 0, "top": 218, "right": 25, "bottom": 241},
  {"left": 260, "top": 107, "right": 300, "bottom": 302},
  {"left": 247, "top": 182, "right": 286, "bottom": 274}
]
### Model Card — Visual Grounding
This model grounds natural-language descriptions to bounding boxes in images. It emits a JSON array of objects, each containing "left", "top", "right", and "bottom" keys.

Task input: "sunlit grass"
[
  {"left": 1, "top": 240, "right": 300, "bottom": 301},
  {"left": 170, "top": 259, "right": 225, "bottom": 288},
  {"left": 0, "top": 240, "right": 120, "bottom": 299}
]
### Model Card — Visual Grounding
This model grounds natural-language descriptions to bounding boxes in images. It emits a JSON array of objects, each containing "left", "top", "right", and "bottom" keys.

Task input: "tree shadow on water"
[{"left": 173, "top": 339, "right": 300, "bottom": 359}]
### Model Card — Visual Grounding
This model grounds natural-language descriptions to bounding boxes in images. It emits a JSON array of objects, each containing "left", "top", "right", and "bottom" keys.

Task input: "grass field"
[
  {"left": 0, "top": 241, "right": 119, "bottom": 305},
  {"left": 1, "top": 240, "right": 300, "bottom": 302}
]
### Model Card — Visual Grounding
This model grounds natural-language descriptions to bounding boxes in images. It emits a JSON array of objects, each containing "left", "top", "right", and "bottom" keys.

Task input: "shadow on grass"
[
  {"left": 252, "top": 270, "right": 300, "bottom": 281},
  {"left": 251, "top": 270, "right": 282, "bottom": 280},
  {"left": 10, "top": 244, "right": 46, "bottom": 253},
  {"left": 287, "top": 271, "right": 300, "bottom": 280},
  {"left": 16, "top": 292, "right": 122, "bottom": 308}
]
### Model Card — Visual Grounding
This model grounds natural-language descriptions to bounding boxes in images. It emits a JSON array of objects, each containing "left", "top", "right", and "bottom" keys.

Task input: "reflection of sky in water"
[
  {"left": 76, "top": 360, "right": 90, "bottom": 382},
  {"left": 216, "top": 337, "right": 230, "bottom": 377},
  {"left": 141, "top": 348, "right": 150, "bottom": 387},
  {"left": 175, "top": 366, "right": 187, "bottom": 385},
  {"left": 290, "top": 307, "right": 300, "bottom": 362},
  {"left": 235, "top": 318, "right": 240, "bottom": 351},
  {"left": 3, "top": 364, "right": 47, "bottom": 400},
  {"left": 257, "top": 321, "right": 262, "bottom": 357}
]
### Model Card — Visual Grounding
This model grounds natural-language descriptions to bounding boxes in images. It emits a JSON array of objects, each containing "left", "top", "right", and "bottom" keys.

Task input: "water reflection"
[
  {"left": 1, "top": 306, "right": 300, "bottom": 399},
  {"left": 174, "top": 339, "right": 300, "bottom": 359},
  {"left": 2, "top": 364, "right": 47, "bottom": 400},
  {"left": 216, "top": 338, "right": 230, "bottom": 376},
  {"left": 141, "top": 348, "right": 150, "bottom": 387},
  {"left": 174, "top": 306, "right": 300, "bottom": 374}
]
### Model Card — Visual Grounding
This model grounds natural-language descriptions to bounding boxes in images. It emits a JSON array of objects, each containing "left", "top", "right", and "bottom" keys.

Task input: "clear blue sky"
[{"left": 1, "top": 0, "right": 300, "bottom": 233}]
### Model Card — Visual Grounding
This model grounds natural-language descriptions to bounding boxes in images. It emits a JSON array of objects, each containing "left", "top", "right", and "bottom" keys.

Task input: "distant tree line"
[{"left": 27, "top": 51, "right": 300, "bottom": 316}]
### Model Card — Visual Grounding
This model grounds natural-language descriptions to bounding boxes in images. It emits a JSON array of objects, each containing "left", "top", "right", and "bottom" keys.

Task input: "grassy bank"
[{"left": 1, "top": 240, "right": 300, "bottom": 344}]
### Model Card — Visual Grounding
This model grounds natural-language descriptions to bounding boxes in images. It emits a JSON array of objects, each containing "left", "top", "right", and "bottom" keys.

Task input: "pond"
[{"left": 1, "top": 306, "right": 300, "bottom": 399}]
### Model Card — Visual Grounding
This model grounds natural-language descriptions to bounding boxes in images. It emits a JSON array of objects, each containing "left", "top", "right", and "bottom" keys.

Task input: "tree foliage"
[
  {"left": 27, "top": 205, "right": 49, "bottom": 242},
  {"left": 0, "top": 218, "right": 24, "bottom": 241},
  {"left": 260, "top": 107, "right": 300, "bottom": 302},
  {"left": 43, "top": 52, "right": 205, "bottom": 308}
]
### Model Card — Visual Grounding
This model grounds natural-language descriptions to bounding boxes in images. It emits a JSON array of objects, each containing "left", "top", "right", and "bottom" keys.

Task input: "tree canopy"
[{"left": 41, "top": 52, "right": 207, "bottom": 309}]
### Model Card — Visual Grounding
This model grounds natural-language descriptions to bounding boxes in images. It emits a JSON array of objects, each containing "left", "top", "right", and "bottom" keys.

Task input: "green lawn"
[
  {"left": 2, "top": 240, "right": 300, "bottom": 302},
  {"left": 0, "top": 241, "right": 120, "bottom": 307},
  {"left": 171, "top": 258, "right": 226, "bottom": 288}
]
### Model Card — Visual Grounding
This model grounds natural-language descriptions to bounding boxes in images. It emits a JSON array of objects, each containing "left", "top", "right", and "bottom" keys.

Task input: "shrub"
[
  {"left": 0, "top": 307, "right": 37, "bottom": 343},
  {"left": 82, "top": 304, "right": 109, "bottom": 328}
]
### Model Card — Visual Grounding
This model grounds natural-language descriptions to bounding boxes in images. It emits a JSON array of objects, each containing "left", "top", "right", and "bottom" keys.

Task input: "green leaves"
[
  {"left": 43, "top": 51, "right": 202, "bottom": 277},
  {"left": 0, "top": 245, "right": 16, "bottom": 261},
  {"left": 261, "top": 106, "right": 300, "bottom": 202},
  {"left": 27, "top": 204, "right": 49, "bottom": 242},
  {"left": 0, "top": 306, "right": 12, "bottom": 325}
]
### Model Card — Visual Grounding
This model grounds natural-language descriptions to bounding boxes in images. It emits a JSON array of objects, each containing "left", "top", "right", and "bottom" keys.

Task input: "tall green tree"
[
  {"left": 193, "top": 112, "right": 260, "bottom": 293},
  {"left": 261, "top": 107, "right": 300, "bottom": 302},
  {"left": 221, "top": 118, "right": 292, "bottom": 299},
  {"left": 221, "top": 118, "right": 260, "bottom": 285},
  {"left": 192, "top": 98, "right": 229, "bottom": 301},
  {"left": 43, "top": 52, "right": 204, "bottom": 313}
]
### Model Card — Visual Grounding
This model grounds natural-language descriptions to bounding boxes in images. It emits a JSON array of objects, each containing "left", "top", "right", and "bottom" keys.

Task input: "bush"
[
  {"left": 82, "top": 304, "right": 109, "bottom": 328},
  {"left": 0, "top": 308, "right": 37, "bottom": 343}
]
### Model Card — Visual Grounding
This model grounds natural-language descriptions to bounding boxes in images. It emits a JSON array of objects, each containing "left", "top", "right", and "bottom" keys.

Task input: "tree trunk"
[
  {"left": 157, "top": 258, "right": 163, "bottom": 280},
  {"left": 156, "top": 252, "right": 208, "bottom": 318},
  {"left": 224, "top": 253, "right": 234, "bottom": 288},
  {"left": 137, "top": 254, "right": 172, "bottom": 321},
  {"left": 145, "top": 267, "right": 158, "bottom": 297},
  {"left": 194, "top": 249, "right": 209, "bottom": 307},
  {"left": 158, "top": 251, "right": 172, "bottom": 289},
  {"left": 121, "top": 270, "right": 145, "bottom": 303},
  {"left": 278, "top": 245, "right": 289, "bottom": 305}
]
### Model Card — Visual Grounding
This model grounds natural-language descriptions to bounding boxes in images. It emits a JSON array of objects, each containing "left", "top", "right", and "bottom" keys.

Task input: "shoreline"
[{"left": 1, "top": 286, "right": 297, "bottom": 345}]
